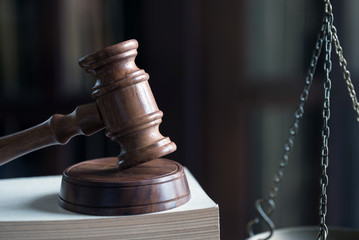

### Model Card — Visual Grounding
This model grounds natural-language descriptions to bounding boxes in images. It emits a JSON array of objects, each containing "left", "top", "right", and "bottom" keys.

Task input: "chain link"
[
  {"left": 246, "top": 20, "right": 327, "bottom": 240},
  {"left": 247, "top": 1, "right": 358, "bottom": 239},
  {"left": 316, "top": 1, "right": 333, "bottom": 240},
  {"left": 331, "top": 25, "right": 359, "bottom": 121}
]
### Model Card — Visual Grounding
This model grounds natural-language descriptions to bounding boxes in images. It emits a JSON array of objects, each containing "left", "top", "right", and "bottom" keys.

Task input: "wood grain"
[
  {"left": 79, "top": 39, "right": 176, "bottom": 170},
  {"left": 0, "top": 102, "right": 104, "bottom": 166},
  {"left": 59, "top": 158, "right": 191, "bottom": 215},
  {"left": 0, "top": 39, "right": 176, "bottom": 170}
]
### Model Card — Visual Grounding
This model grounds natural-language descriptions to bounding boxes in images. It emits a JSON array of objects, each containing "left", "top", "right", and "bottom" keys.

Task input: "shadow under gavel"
[{"left": 0, "top": 39, "right": 176, "bottom": 170}]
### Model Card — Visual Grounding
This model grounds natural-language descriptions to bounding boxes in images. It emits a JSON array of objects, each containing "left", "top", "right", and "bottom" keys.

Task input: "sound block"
[{"left": 58, "top": 158, "right": 190, "bottom": 215}]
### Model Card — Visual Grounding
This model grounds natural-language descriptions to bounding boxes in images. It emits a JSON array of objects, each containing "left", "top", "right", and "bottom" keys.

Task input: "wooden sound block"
[{"left": 58, "top": 158, "right": 191, "bottom": 215}]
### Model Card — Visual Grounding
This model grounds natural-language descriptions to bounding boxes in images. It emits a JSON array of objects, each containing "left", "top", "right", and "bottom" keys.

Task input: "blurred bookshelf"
[
  {"left": 0, "top": 0, "right": 187, "bottom": 180},
  {"left": 0, "top": 0, "right": 123, "bottom": 178},
  {"left": 1, "top": 0, "right": 359, "bottom": 239}
]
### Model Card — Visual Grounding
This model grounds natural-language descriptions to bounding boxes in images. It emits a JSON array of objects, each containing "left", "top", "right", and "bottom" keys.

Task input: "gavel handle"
[{"left": 0, "top": 102, "right": 104, "bottom": 166}]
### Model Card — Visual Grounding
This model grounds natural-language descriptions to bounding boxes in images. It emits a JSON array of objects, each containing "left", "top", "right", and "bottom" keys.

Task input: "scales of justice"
[
  {"left": 0, "top": 39, "right": 190, "bottom": 216},
  {"left": 246, "top": 0, "right": 359, "bottom": 239},
  {"left": 1, "top": 0, "right": 359, "bottom": 239}
]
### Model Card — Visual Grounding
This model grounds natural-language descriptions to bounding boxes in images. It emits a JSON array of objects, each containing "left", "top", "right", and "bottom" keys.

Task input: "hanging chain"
[
  {"left": 246, "top": 20, "right": 326, "bottom": 240},
  {"left": 331, "top": 25, "right": 359, "bottom": 121},
  {"left": 317, "top": 2, "right": 359, "bottom": 237},
  {"left": 316, "top": 1, "right": 333, "bottom": 239},
  {"left": 247, "top": 1, "right": 359, "bottom": 239}
]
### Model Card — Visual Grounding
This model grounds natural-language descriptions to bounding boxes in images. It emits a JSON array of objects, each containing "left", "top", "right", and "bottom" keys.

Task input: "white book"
[{"left": 0, "top": 168, "right": 219, "bottom": 240}]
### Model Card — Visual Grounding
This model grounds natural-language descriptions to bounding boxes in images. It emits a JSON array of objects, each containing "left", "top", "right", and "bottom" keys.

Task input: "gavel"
[
  {"left": 0, "top": 39, "right": 190, "bottom": 216},
  {"left": 0, "top": 39, "right": 176, "bottom": 170}
]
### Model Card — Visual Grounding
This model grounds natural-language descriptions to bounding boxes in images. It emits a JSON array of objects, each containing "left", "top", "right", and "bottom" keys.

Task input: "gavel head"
[{"left": 78, "top": 39, "right": 176, "bottom": 170}]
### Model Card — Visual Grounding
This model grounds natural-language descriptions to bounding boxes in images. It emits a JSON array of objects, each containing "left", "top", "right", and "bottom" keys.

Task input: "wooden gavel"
[{"left": 0, "top": 39, "right": 176, "bottom": 170}]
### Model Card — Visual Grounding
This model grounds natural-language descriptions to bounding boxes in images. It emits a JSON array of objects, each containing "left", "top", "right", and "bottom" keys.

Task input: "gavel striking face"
[{"left": 0, "top": 39, "right": 176, "bottom": 170}]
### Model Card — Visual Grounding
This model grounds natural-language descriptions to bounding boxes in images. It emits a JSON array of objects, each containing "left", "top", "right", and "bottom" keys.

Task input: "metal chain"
[
  {"left": 246, "top": 20, "right": 327, "bottom": 240},
  {"left": 317, "top": 2, "right": 359, "bottom": 238},
  {"left": 331, "top": 25, "right": 359, "bottom": 121},
  {"left": 247, "top": 1, "right": 358, "bottom": 239},
  {"left": 316, "top": 1, "right": 333, "bottom": 239}
]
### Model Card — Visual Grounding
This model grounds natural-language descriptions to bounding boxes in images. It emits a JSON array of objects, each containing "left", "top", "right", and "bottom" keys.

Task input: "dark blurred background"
[{"left": 1, "top": 0, "right": 359, "bottom": 239}]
